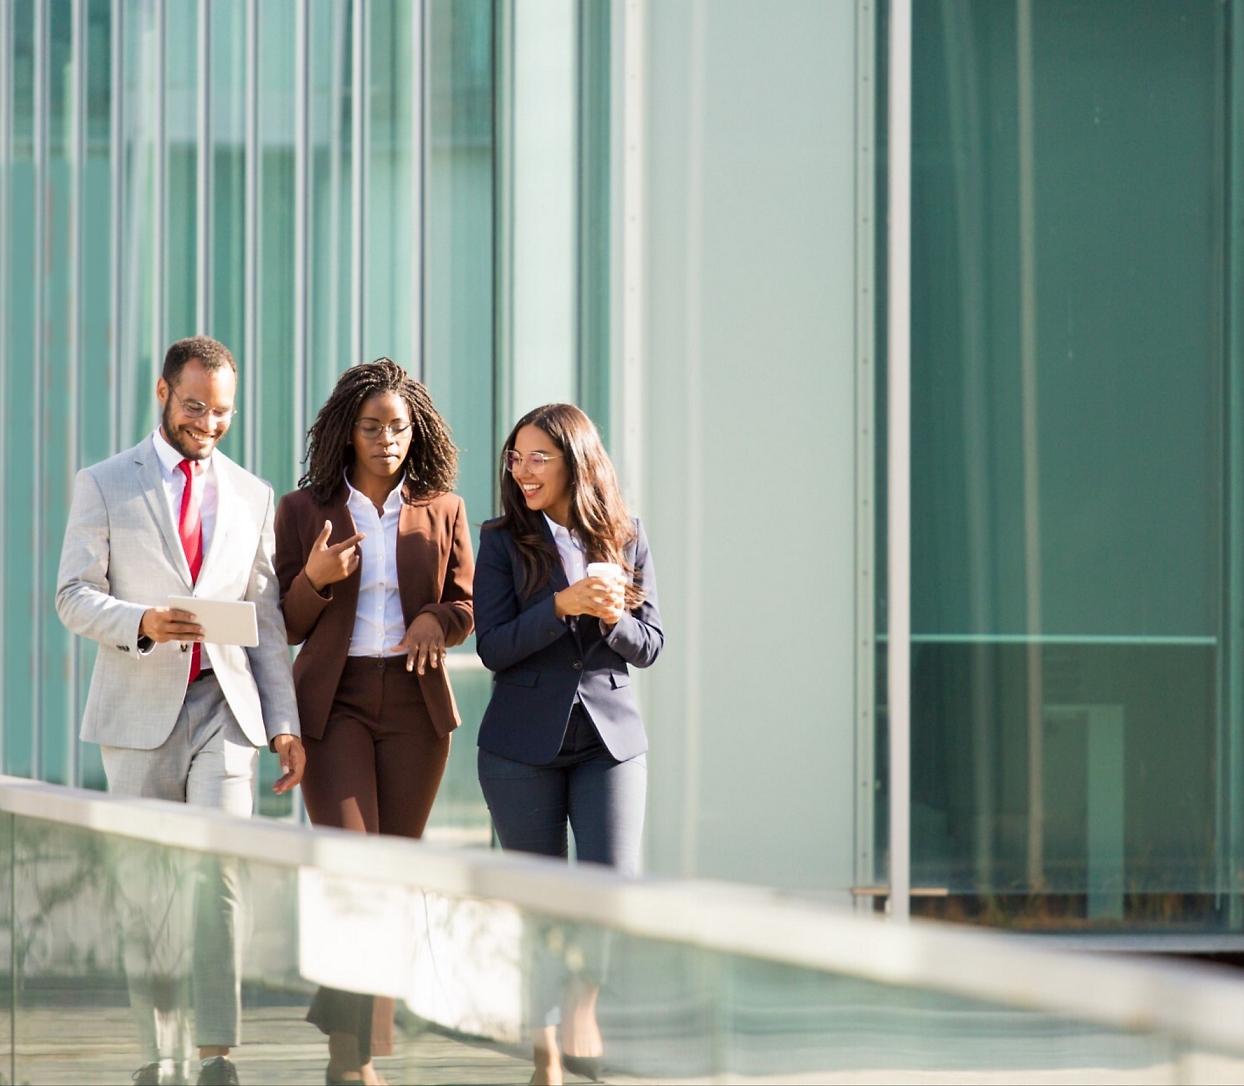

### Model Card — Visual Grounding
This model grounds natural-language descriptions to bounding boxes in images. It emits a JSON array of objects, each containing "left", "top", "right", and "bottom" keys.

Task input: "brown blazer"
[{"left": 274, "top": 485, "right": 474, "bottom": 740}]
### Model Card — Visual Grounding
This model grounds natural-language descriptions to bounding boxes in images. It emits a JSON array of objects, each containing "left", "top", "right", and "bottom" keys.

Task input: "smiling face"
[
  {"left": 349, "top": 391, "right": 413, "bottom": 491},
  {"left": 156, "top": 358, "right": 236, "bottom": 461},
  {"left": 510, "top": 424, "right": 572, "bottom": 525}
]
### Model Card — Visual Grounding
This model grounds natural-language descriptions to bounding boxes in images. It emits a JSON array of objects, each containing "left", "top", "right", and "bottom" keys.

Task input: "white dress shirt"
[
  {"left": 346, "top": 478, "right": 408, "bottom": 656},
  {"left": 152, "top": 429, "right": 218, "bottom": 672},
  {"left": 544, "top": 514, "right": 587, "bottom": 585},
  {"left": 152, "top": 428, "right": 219, "bottom": 564}
]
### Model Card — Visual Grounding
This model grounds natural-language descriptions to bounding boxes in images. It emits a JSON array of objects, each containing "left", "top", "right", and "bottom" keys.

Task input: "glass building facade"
[
  {"left": 4, "top": 0, "right": 1244, "bottom": 936},
  {"left": 906, "top": 0, "right": 1244, "bottom": 929}
]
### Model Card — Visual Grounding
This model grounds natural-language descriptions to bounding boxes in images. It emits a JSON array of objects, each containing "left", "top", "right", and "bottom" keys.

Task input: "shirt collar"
[
  {"left": 152, "top": 428, "right": 212, "bottom": 477},
  {"left": 345, "top": 471, "right": 404, "bottom": 515},
  {"left": 543, "top": 513, "right": 582, "bottom": 548}
]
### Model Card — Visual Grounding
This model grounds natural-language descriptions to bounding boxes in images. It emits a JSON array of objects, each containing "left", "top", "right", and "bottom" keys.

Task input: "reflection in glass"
[
  {"left": 3, "top": 813, "right": 1217, "bottom": 1083},
  {"left": 905, "top": 0, "right": 1238, "bottom": 927}
]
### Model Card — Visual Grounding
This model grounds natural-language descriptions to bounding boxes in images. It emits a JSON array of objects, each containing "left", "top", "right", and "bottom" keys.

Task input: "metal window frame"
[
  {"left": 410, "top": 0, "right": 424, "bottom": 379},
  {"left": 196, "top": 0, "right": 211, "bottom": 332},
  {"left": 294, "top": 0, "right": 309, "bottom": 448},
  {"left": 886, "top": 0, "right": 912, "bottom": 923},
  {"left": 243, "top": 0, "right": 259, "bottom": 466},
  {"left": 109, "top": 0, "right": 123, "bottom": 456},
  {"left": 69, "top": 0, "right": 87, "bottom": 789},
  {"left": 154, "top": 0, "right": 166, "bottom": 385},
  {"left": 350, "top": 0, "right": 366, "bottom": 366},
  {"left": 0, "top": 0, "right": 10, "bottom": 776},
  {"left": 31, "top": 0, "right": 48, "bottom": 781},
  {"left": 854, "top": 0, "right": 878, "bottom": 905},
  {"left": 618, "top": 0, "right": 644, "bottom": 507}
]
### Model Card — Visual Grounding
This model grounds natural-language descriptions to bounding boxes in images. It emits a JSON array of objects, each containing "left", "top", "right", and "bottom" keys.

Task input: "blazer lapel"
[
  {"left": 330, "top": 490, "right": 363, "bottom": 620},
  {"left": 537, "top": 515, "right": 572, "bottom": 593},
  {"left": 135, "top": 442, "right": 194, "bottom": 587},
  {"left": 397, "top": 495, "right": 435, "bottom": 627},
  {"left": 537, "top": 515, "right": 580, "bottom": 641}
]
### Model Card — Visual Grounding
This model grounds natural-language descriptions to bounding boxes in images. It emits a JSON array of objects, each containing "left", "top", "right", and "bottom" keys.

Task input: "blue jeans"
[{"left": 478, "top": 704, "right": 647, "bottom": 1027}]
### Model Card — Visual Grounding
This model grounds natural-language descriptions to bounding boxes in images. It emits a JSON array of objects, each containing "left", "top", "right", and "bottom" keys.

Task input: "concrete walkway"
[{"left": 11, "top": 1002, "right": 1244, "bottom": 1084}]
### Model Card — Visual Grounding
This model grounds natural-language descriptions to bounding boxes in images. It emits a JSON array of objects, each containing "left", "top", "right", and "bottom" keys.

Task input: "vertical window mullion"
[
  {"left": 0, "top": 0, "right": 10, "bottom": 776},
  {"left": 243, "top": 0, "right": 258, "bottom": 466},
  {"left": 31, "top": 0, "right": 47, "bottom": 781},
  {"left": 351, "top": 0, "right": 366, "bottom": 365},
  {"left": 69, "top": 0, "right": 87, "bottom": 788},
  {"left": 109, "top": 0, "right": 122, "bottom": 455},
  {"left": 196, "top": 0, "right": 211, "bottom": 331},
  {"left": 154, "top": 0, "right": 166, "bottom": 384},
  {"left": 412, "top": 0, "right": 424, "bottom": 380},
  {"left": 886, "top": 0, "right": 913, "bottom": 924}
]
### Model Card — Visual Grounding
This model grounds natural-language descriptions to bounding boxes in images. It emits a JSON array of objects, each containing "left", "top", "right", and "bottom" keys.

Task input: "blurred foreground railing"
[{"left": 2, "top": 775, "right": 1244, "bottom": 1084}]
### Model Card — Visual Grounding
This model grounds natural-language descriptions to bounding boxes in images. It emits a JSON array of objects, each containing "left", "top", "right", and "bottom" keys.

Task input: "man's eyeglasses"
[
  {"left": 356, "top": 421, "right": 413, "bottom": 441},
  {"left": 169, "top": 385, "right": 236, "bottom": 422},
  {"left": 503, "top": 450, "right": 562, "bottom": 475}
]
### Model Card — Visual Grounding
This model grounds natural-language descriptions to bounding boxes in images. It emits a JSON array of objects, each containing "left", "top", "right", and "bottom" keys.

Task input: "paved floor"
[
  {"left": 9, "top": 1003, "right": 1244, "bottom": 1085},
  {"left": 11, "top": 1004, "right": 547, "bottom": 1086}
]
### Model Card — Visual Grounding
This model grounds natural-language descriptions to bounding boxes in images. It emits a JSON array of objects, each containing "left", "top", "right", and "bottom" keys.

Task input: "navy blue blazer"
[{"left": 475, "top": 516, "right": 663, "bottom": 765}]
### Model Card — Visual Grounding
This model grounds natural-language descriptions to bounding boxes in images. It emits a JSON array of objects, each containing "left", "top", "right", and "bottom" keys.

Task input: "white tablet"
[{"left": 167, "top": 596, "right": 259, "bottom": 647}]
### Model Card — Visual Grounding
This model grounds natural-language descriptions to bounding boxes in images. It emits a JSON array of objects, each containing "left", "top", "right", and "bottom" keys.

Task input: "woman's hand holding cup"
[
  {"left": 554, "top": 562, "right": 626, "bottom": 624},
  {"left": 586, "top": 562, "right": 626, "bottom": 626}
]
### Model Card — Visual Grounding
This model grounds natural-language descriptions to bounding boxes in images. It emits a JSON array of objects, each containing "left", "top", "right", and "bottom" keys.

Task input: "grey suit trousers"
[{"left": 101, "top": 673, "right": 257, "bottom": 1057}]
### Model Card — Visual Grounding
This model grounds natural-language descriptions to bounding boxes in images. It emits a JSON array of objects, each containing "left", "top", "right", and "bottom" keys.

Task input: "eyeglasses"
[
  {"left": 504, "top": 450, "right": 562, "bottom": 474},
  {"left": 356, "top": 420, "right": 413, "bottom": 441},
  {"left": 168, "top": 385, "right": 236, "bottom": 422}
]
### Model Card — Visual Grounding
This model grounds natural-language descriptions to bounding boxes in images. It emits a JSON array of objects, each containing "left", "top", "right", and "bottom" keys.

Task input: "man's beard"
[{"left": 161, "top": 399, "right": 219, "bottom": 461}]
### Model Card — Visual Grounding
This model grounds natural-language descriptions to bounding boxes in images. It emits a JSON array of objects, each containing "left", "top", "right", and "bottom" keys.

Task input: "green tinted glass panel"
[{"left": 907, "top": 0, "right": 1241, "bottom": 928}]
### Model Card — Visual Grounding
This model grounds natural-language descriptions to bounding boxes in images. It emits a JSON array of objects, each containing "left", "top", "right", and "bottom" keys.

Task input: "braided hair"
[{"left": 299, "top": 358, "right": 458, "bottom": 505}]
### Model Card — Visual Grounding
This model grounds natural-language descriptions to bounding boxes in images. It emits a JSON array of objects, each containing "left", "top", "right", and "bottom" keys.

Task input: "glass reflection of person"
[
  {"left": 475, "top": 404, "right": 664, "bottom": 1085},
  {"left": 274, "top": 360, "right": 473, "bottom": 1086}
]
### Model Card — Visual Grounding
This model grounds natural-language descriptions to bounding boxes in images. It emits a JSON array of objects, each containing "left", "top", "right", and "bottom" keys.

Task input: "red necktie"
[{"left": 178, "top": 459, "right": 204, "bottom": 683}]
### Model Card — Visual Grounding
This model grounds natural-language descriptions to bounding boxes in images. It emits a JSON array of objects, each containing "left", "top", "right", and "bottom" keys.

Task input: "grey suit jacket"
[{"left": 55, "top": 436, "right": 300, "bottom": 750}]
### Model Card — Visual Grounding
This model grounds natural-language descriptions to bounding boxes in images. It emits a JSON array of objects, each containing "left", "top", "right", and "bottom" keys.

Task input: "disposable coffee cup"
[{"left": 586, "top": 561, "right": 624, "bottom": 583}]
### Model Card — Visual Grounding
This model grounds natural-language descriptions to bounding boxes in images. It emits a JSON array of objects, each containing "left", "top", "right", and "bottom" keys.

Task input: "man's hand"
[
  {"left": 391, "top": 612, "right": 446, "bottom": 676},
  {"left": 304, "top": 519, "right": 364, "bottom": 592},
  {"left": 271, "top": 734, "right": 306, "bottom": 794},
  {"left": 140, "top": 607, "right": 205, "bottom": 644}
]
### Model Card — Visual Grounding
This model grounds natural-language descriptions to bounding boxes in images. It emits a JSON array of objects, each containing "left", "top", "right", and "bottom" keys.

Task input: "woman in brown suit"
[{"left": 274, "top": 359, "right": 474, "bottom": 1086}]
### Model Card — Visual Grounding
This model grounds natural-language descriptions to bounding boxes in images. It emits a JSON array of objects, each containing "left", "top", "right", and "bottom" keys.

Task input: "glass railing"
[{"left": 2, "top": 776, "right": 1244, "bottom": 1085}]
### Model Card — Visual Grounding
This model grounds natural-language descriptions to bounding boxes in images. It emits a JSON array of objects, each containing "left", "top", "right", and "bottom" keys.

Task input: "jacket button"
[{"left": 572, "top": 660, "right": 583, "bottom": 670}]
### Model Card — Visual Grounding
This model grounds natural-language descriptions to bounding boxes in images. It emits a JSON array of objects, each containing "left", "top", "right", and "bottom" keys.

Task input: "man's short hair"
[{"left": 163, "top": 336, "right": 237, "bottom": 385}]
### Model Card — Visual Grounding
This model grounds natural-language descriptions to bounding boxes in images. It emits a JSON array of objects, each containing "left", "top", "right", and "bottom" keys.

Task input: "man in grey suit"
[{"left": 56, "top": 336, "right": 305, "bottom": 1086}]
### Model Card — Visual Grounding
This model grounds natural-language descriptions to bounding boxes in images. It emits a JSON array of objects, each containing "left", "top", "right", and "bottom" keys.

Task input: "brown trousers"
[{"left": 302, "top": 656, "right": 451, "bottom": 1060}]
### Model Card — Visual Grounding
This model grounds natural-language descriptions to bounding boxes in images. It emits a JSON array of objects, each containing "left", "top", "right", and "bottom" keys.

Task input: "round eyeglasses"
[
  {"left": 503, "top": 450, "right": 562, "bottom": 475},
  {"left": 355, "top": 421, "right": 413, "bottom": 441},
  {"left": 168, "top": 385, "right": 237, "bottom": 423}
]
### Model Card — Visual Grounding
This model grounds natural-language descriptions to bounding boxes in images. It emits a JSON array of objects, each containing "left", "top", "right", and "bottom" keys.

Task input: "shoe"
[
  {"left": 326, "top": 1071, "right": 363, "bottom": 1086},
  {"left": 196, "top": 1057, "right": 240, "bottom": 1086},
  {"left": 562, "top": 1054, "right": 603, "bottom": 1082},
  {"left": 133, "top": 1063, "right": 190, "bottom": 1086}
]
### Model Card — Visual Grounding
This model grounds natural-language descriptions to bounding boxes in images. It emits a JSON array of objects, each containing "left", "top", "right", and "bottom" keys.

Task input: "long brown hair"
[
  {"left": 495, "top": 403, "right": 643, "bottom": 608},
  {"left": 299, "top": 358, "right": 457, "bottom": 505}
]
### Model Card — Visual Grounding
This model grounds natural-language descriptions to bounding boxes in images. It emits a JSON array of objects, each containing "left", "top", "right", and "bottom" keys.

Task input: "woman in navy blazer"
[{"left": 475, "top": 403, "right": 662, "bottom": 1085}]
